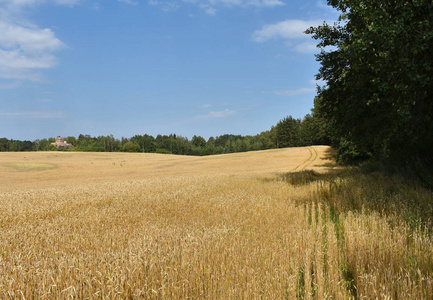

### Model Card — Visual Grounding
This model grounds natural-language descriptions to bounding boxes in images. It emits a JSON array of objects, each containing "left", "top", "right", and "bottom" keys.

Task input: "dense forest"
[
  {"left": 307, "top": 0, "right": 433, "bottom": 165},
  {"left": 0, "top": 114, "right": 329, "bottom": 155}
]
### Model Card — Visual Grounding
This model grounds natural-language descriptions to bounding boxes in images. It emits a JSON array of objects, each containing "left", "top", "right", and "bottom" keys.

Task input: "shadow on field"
[
  {"left": 277, "top": 169, "right": 343, "bottom": 186},
  {"left": 269, "top": 165, "right": 433, "bottom": 234},
  {"left": 263, "top": 160, "right": 433, "bottom": 298},
  {"left": 321, "top": 146, "right": 338, "bottom": 160}
]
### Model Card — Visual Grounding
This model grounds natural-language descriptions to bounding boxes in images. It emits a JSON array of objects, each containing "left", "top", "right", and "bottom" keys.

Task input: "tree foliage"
[
  {"left": 307, "top": 0, "right": 433, "bottom": 163},
  {"left": 276, "top": 116, "right": 301, "bottom": 148}
]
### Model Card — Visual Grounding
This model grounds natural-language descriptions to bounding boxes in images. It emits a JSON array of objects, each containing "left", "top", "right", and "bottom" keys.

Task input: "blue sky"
[{"left": 0, "top": 0, "right": 338, "bottom": 141}]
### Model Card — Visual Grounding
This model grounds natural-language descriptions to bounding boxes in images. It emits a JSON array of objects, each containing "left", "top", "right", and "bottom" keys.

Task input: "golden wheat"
[{"left": 0, "top": 146, "right": 431, "bottom": 299}]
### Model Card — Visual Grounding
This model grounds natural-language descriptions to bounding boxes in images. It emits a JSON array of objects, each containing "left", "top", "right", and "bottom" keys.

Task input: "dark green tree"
[
  {"left": 192, "top": 135, "right": 206, "bottom": 148},
  {"left": 276, "top": 116, "right": 302, "bottom": 148},
  {"left": 307, "top": 0, "right": 433, "bottom": 163},
  {"left": 33, "top": 139, "right": 41, "bottom": 151},
  {"left": 123, "top": 141, "right": 140, "bottom": 152},
  {"left": 175, "top": 136, "right": 190, "bottom": 155},
  {"left": 39, "top": 139, "right": 51, "bottom": 151},
  {"left": 0, "top": 138, "right": 9, "bottom": 151},
  {"left": 8, "top": 140, "right": 21, "bottom": 151},
  {"left": 300, "top": 113, "right": 329, "bottom": 146}
]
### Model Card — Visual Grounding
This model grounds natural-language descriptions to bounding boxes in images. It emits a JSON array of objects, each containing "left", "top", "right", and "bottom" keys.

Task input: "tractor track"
[{"left": 291, "top": 146, "right": 318, "bottom": 172}]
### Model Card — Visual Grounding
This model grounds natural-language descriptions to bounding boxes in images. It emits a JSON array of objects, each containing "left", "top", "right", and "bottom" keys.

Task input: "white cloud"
[
  {"left": 200, "top": 0, "right": 284, "bottom": 7},
  {"left": 310, "top": 79, "right": 326, "bottom": 86},
  {"left": 0, "top": 49, "right": 58, "bottom": 69},
  {"left": 148, "top": 0, "right": 179, "bottom": 12},
  {"left": 165, "top": 0, "right": 283, "bottom": 14},
  {"left": 52, "top": 0, "right": 80, "bottom": 6},
  {"left": 0, "top": 21, "right": 65, "bottom": 53},
  {"left": 252, "top": 19, "right": 321, "bottom": 42},
  {"left": 316, "top": 0, "right": 328, "bottom": 9},
  {"left": 251, "top": 0, "right": 284, "bottom": 7},
  {"left": 90, "top": 2, "right": 100, "bottom": 10},
  {"left": 252, "top": 19, "right": 328, "bottom": 53},
  {"left": 275, "top": 79, "right": 323, "bottom": 97},
  {"left": 0, "top": 2, "right": 67, "bottom": 81},
  {"left": 0, "top": 0, "right": 79, "bottom": 7},
  {"left": 294, "top": 41, "right": 318, "bottom": 53},
  {"left": 119, "top": 0, "right": 138, "bottom": 5},
  {"left": 197, "top": 104, "right": 213, "bottom": 109},
  {"left": 200, "top": 4, "right": 217, "bottom": 15},
  {"left": 0, "top": 0, "right": 41, "bottom": 6},
  {"left": 200, "top": 108, "right": 237, "bottom": 119},
  {"left": 274, "top": 88, "right": 315, "bottom": 97}
]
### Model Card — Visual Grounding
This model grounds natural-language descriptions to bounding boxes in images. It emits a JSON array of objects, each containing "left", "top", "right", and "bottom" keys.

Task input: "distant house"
[{"left": 51, "top": 136, "right": 72, "bottom": 148}]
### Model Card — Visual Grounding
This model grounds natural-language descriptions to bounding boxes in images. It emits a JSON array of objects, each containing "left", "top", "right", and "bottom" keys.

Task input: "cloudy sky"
[{"left": 0, "top": 0, "right": 338, "bottom": 140}]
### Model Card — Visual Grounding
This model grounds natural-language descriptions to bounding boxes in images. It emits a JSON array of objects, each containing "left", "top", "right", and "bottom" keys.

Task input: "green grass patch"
[{"left": 3, "top": 162, "right": 57, "bottom": 171}]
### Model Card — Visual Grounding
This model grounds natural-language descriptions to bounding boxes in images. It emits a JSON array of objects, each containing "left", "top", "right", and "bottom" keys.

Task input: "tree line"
[
  {"left": 0, "top": 114, "right": 328, "bottom": 155},
  {"left": 307, "top": 0, "right": 433, "bottom": 165}
]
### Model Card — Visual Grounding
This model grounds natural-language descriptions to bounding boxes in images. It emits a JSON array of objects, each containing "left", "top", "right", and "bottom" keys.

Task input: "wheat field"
[{"left": 0, "top": 147, "right": 432, "bottom": 299}]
